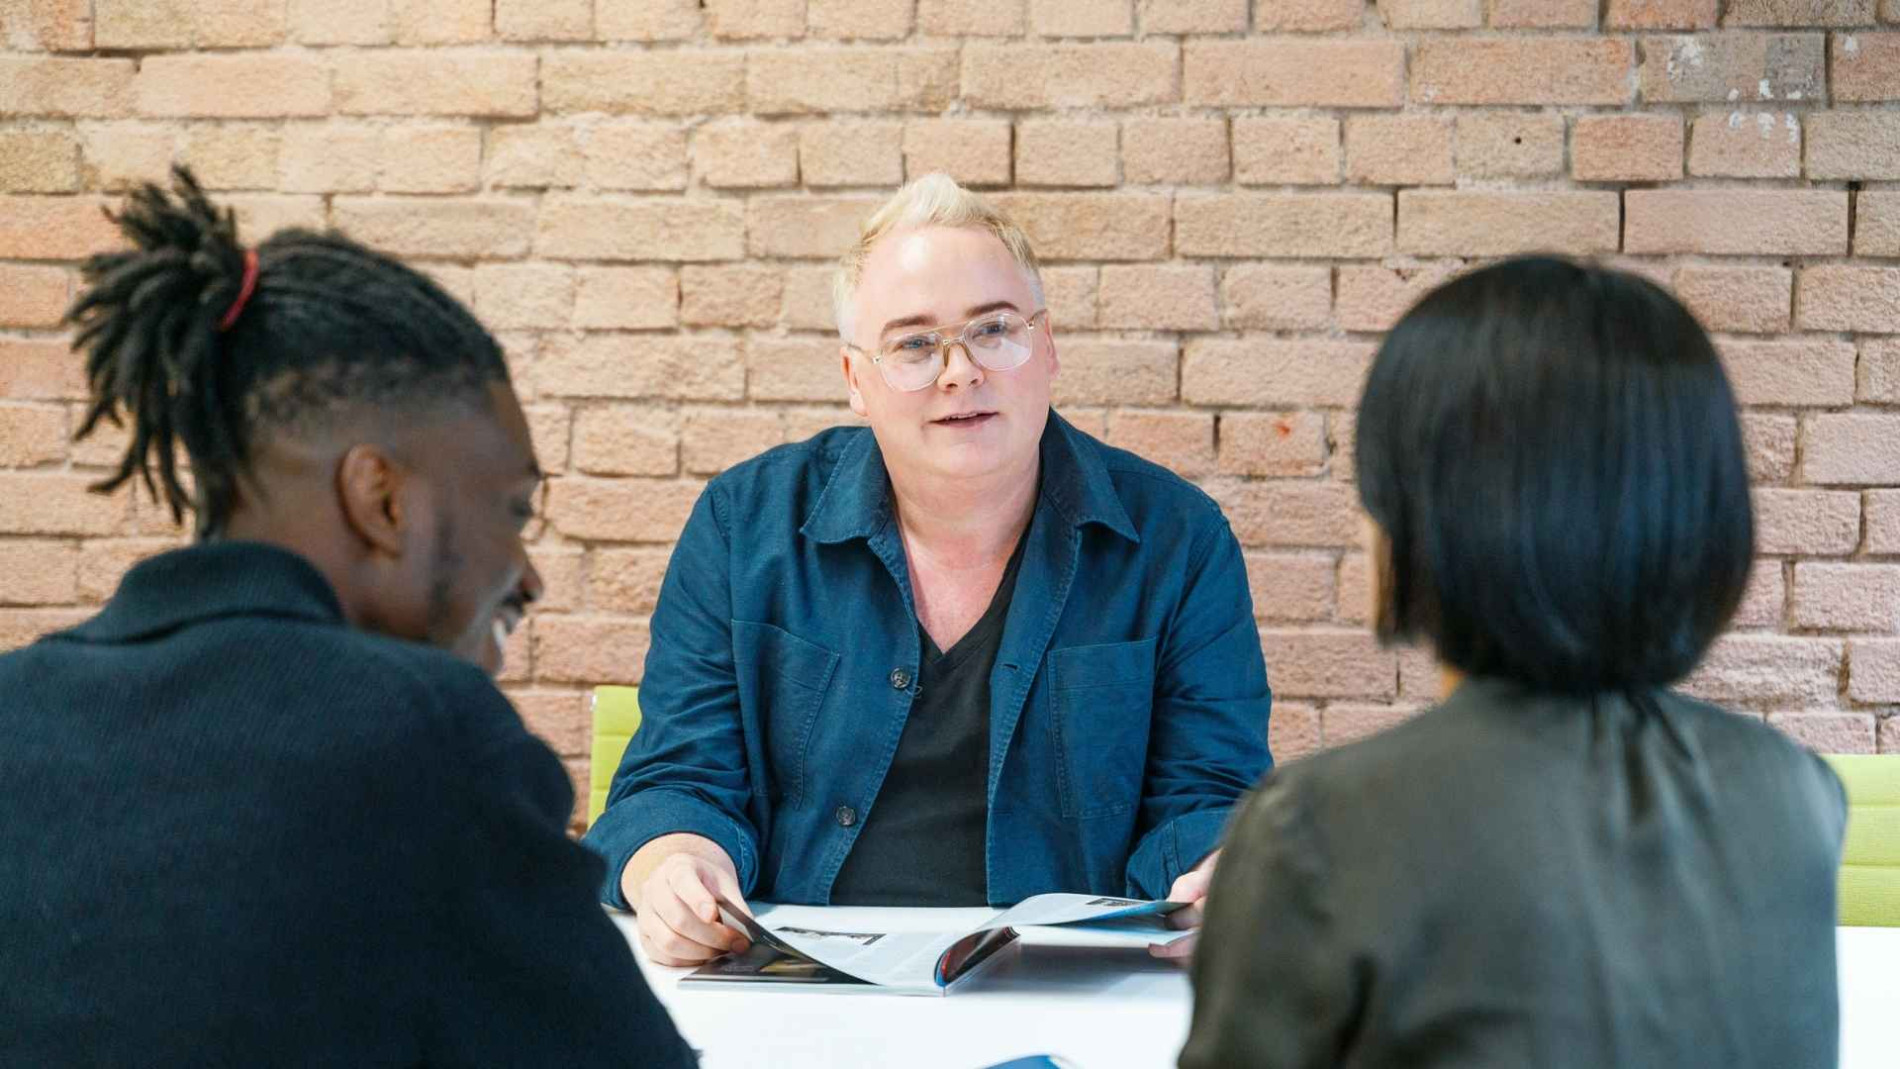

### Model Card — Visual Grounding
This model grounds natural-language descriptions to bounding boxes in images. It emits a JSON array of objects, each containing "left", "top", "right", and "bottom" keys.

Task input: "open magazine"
[{"left": 682, "top": 893, "right": 1190, "bottom": 997}]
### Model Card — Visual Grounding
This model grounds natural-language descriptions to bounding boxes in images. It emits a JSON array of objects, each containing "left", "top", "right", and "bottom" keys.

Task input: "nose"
[{"left": 936, "top": 340, "right": 985, "bottom": 391}]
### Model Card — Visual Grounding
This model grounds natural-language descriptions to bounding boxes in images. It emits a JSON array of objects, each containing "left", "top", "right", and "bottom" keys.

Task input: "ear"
[
  {"left": 841, "top": 346, "right": 869, "bottom": 417},
  {"left": 336, "top": 443, "right": 408, "bottom": 557}
]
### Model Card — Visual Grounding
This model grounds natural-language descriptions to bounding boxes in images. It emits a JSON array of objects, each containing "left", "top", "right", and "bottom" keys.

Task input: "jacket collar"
[
  {"left": 799, "top": 410, "right": 1139, "bottom": 546},
  {"left": 60, "top": 541, "right": 346, "bottom": 644}
]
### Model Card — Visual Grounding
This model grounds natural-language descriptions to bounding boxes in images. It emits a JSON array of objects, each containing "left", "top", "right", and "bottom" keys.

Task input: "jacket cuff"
[
  {"left": 1126, "top": 806, "right": 1235, "bottom": 900},
  {"left": 580, "top": 790, "right": 760, "bottom": 909}
]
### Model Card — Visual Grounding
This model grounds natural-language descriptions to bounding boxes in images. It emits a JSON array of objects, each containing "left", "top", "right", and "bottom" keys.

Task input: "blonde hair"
[{"left": 832, "top": 172, "right": 1044, "bottom": 343}]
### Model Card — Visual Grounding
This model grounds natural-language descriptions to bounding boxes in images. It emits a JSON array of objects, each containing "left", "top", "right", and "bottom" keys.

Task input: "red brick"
[
  {"left": 96, "top": 0, "right": 284, "bottom": 47},
  {"left": 964, "top": 42, "right": 1178, "bottom": 109},
  {"left": 681, "top": 408, "right": 785, "bottom": 475},
  {"left": 508, "top": 689, "right": 590, "bottom": 755},
  {"left": 1185, "top": 40, "right": 1404, "bottom": 107},
  {"left": 1329, "top": 412, "right": 1357, "bottom": 484},
  {"left": 1414, "top": 38, "right": 1630, "bottom": 105},
  {"left": 747, "top": 195, "right": 878, "bottom": 260},
  {"left": 903, "top": 119, "right": 1012, "bottom": 187},
  {"left": 474, "top": 264, "right": 575, "bottom": 331},
  {"left": 75, "top": 538, "right": 177, "bottom": 603},
  {"left": 1346, "top": 116, "right": 1452, "bottom": 186},
  {"left": 496, "top": 0, "right": 592, "bottom": 40},
  {"left": 1803, "top": 415, "right": 1900, "bottom": 486},
  {"left": 333, "top": 197, "right": 532, "bottom": 259},
  {"left": 2, "top": 0, "right": 93, "bottom": 50},
  {"left": 1720, "top": 339, "right": 1857, "bottom": 406},
  {"left": 1797, "top": 267, "right": 1900, "bottom": 334},
  {"left": 1456, "top": 113, "right": 1565, "bottom": 178},
  {"left": 809, "top": 0, "right": 915, "bottom": 39},
  {"left": 572, "top": 406, "right": 680, "bottom": 477},
  {"left": 533, "top": 615, "right": 650, "bottom": 686},
  {"left": 0, "top": 473, "right": 126, "bottom": 536},
  {"left": 800, "top": 122, "right": 904, "bottom": 188},
  {"left": 1863, "top": 339, "right": 1900, "bottom": 404},
  {"left": 1232, "top": 117, "right": 1340, "bottom": 186},
  {"left": 1176, "top": 193, "right": 1392, "bottom": 259},
  {"left": 538, "top": 197, "right": 746, "bottom": 262},
  {"left": 1870, "top": 491, "right": 1900, "bottom": 554},
  {"left": 379, "top": 126, "right": 482, "bottom": 194},
  {"left": 0, "top": 607, "right": 91, "bottom": 652},
  {"left": 388, "top": 0, "right": 490, "bottom": 42},
  {"left": 136, "top": 55, "right": 329, "bottom": 119},
  {"left": 523, "top": 404, "right": 571, "bottom": 475},
  {"left": 1209, "top": 480, "right": 1361, "bottom": 547},
  {"left": 0, "top": 195, "right": 119, "bottom": 261},
  {"left": 1015, "top": 120, "right": 1118, "bottom": 188},
  {"left": 1489, "top": 0, "right": 1597, "bottom": 25},
  {"left": 1859, "top": 192, "right": 1900, "bottom": 258},
  {"left": 1122, "top": 117, "right": 1227, "bottom": 185},
  {"left": 0, "top": 403, "right": 65, "bottom": 467},
  {"left": 1808, "top": 113, "right": 1900, "bottom": 180},
  {"left": 1571, "top": 114, "right": 1684, "bottom": 181},
  {"left": 1884, "top": 715, "right": 1900, "bottom": 755},
  {"left": 535, "top": 334, "right": 745, "bottom": 401},
  {"left": 1727, "top": 0, "right": 1876, "bottom": 25},
  {"left": 1042, "top": 267, "right": 1097, "bottom": 328},
  {"left": 1097, "top": 265, "right": 1217, "bottom": 331},
  {"left": 179, "top": 124, "right": 281, "bottom": 192},
  {"left": 694, "top": 120, "right": 800, "bottom": 189},
  {"left": 1269, "top": 701, "right": 1322, "bottom": 763},
  {"left": 1638, "top": 32, "right": 1825, "bottom": 103},
  {"left": 1792, "top": 564, "right": 1900, "bottom": 631},
  {"left": 1261, "top": 629, "right": 1398, "bottom": 700},
  {"left": 0, "top": 264, "right": 70, "bottom": 328},
  {"left": 590, "top": 547, "right": 674, "bottom": 614},
  {"left": 545, "top": 52, "right": 745, "bottom": 116},
  {"left": 1031, "top": 0, "right": 1135, "bottom": 36},
  {"left": 1335, "top": 262, "right": 1465, "bottom": 332},
  {"left": 1624, "top": 190, "right": 1847, "bottom": 255},
  {"left": 1755, "top": 489, "right": 1861, "bottom": 555},
  {"left": 484, "top": 125, "right": 583, "bottom": 189},
  {"left": 1221, "top": 265, "right": 1332, "bottom": 331},
  {"left": 1849, "top": 639, "right": 1900, "bottom": 703},
  {"left": 681, "top": 265, "right": 784, "bottom": 329},
  {"left": 748, "top": 337, "right": 842, "bottom": 402},
  {"left": 1733, "top": 563, "right": 1787, "bottom": 629},
  {"left": 1183, "top": 340, "right": 1371, "bottom": 407},
  {"left": 276, "top": 124, "right": 378, "bottom": 194},
  {"left": 1049, "top": 340, "right": 1177, "bottom": 405},
  {"left": 289, "top": 0, "right": 390, "bottom": 44},
  {"left": 1688, "top": 111, "right": 1801, "bottom": 177},
  {"left": 1142, "top": 0, "right": 1250, "bottom": 32},
  {"left": 1835, "top": 32, "right": 1900, "bottom": 100},
  {"left": 1105, "top": 409, "right": 1213, "bottom": 478},
  {"left": 1379, "top": 0, "right": 1480, "bottom": 28},
  {"left": 546, "top": 478, "right": 703, "bottom": 544},
  {"left": 79, "top": 123, "right": 176, "bottom": 192},
  {"left": 1672, "top": 265, "right": 1791, "bottom": 334},
  {"left": 0, "top": 57, "right": 131, "bottom": 118},
  {"left": 780, "top": 405, "right": 864, "bottom": 441},
  {"left": 1768, "top": 713, "right": 1876, "bottom": 755},
  {"left": 919, "top": 0, "right": 1024, "bottom": 33},
  {"left": 1244, "top": 552, "right": 1336, "bottom": 624},
  {"left": 989, "top": 193, "right": 1172, "bottom": 261},
  {"left": 1219, "top": 412, "right": 1327, "bottom": 477},
  {"left": 596, "top": 0, "right": 700, "bottom": 39},
  {"left": 335, "top": 50, "right": 535, "bottom": 118},
  {"left": 1681, "top": 634, "right": 1842, "bottom": 706},
  {"left": 0, "top": 130, "right": 77, "bottom": 193},
  {"left": 750, "top": 47, "right": 957, "bottom": 115},
  {"left": 584, "top": 123, "right": 690, "bottom": 192},
  {"left": 780, "top": 266, "right": 843, "bottom": 332},
  {"left": 1398, "top": 191, "right": 1618, "bottom": 256},
  {"left": 529, "top": 549, "right": 589, "bottom": 614},
  {"left": 1606, "top": 0, "right": 1717, "bottom": 27},
  {"left": 1325, "top": 704, "right": 1427, "bottom": 747}
]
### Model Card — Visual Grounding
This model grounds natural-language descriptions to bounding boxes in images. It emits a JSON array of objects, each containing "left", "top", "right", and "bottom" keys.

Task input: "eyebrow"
[{"left": 878, "top": 300, "right": 1022, "bottom": 339}]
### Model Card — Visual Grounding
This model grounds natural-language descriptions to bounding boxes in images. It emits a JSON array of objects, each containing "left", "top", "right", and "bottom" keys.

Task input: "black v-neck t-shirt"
[{"left": 829, "top": 538, "right": 1027, "bottom": 906}]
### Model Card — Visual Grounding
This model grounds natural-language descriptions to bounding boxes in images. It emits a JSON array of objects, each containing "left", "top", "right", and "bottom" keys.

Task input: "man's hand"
[
  {"left": 1149, "top": 849, "right": 1220, "bottom": 964},
  {"left": 622, "top": 834, "right": 753, "bottom": 967}
]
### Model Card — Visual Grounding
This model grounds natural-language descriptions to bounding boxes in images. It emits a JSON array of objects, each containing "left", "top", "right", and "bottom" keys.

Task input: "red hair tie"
[{"left": 218, "top": 249, "right": 259, "bottom": 332}]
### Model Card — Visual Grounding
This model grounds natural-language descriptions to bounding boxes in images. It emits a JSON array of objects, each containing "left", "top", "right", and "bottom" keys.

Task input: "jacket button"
[
  {"left": 889, "top": 668, "right": 912, "bottom": 690},
  {"left": 836, "top": 806, "right": 858, "bottom": 828}
]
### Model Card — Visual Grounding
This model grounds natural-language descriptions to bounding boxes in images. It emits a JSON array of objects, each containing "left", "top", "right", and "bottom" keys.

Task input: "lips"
[{"left": 933, "top": 410, "right": 996, "bottom": 425}]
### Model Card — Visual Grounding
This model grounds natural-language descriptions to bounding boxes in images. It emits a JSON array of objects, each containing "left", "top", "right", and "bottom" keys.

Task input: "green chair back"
[
  {"left": 1823, "top": 754, "right": 1900, "bottom": 928},
  {"left": 588, "top": 686, "right": 641, "bottom": 828}
]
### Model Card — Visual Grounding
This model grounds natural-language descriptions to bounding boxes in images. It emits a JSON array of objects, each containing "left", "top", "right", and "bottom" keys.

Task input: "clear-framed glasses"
[{"left": 848, "top": 309, "right": 1048, "bottom": 393}]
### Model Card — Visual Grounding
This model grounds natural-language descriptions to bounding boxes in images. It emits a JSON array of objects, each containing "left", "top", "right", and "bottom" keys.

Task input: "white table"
[{"left": 619, "top": 908, "right": 1900, "bottom": 1069}]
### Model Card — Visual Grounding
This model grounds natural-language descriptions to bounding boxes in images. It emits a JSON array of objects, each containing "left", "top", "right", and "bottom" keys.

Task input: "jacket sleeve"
[
  {"left": 430, "top": 678, "right": 698, "bottom": 1068},
  {"left": 1124, "top": 515, "right": 1273, "bottom": 898},
  {"left": 1178, "top": 772, "right": 1353, "bottom": 1069},
  {"left": 581, "top": 485, "right": 763, "bottom": 905}
]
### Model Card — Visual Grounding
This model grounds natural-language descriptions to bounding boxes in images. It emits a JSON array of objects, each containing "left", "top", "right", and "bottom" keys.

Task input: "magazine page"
[{"left": 685, "top": 895, "right": 979, "bottom": 993}]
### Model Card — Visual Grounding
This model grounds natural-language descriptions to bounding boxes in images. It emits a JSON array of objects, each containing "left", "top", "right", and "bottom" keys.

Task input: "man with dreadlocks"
[{"left": 0, "top": 169, "right": 694, "bottom": 1067}]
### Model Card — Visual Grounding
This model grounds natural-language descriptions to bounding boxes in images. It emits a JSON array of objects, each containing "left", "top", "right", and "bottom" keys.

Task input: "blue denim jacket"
[{"left": 584, "top": 412, "right": 1272, "bottom": 906}]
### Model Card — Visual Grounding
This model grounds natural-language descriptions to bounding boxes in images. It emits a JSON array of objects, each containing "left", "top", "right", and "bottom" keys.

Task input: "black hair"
[
  {"left": 1354, "top": 256, "right": 1754, "bottom": 694},
  {"left": 64, "top": 166, "right": 509, "bottom": 538}
]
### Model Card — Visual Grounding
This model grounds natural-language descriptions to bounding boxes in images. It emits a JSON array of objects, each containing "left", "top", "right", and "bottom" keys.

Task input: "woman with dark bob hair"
[{"left": 1180, "top": 257, "right": 1847, "bottom": 1069}]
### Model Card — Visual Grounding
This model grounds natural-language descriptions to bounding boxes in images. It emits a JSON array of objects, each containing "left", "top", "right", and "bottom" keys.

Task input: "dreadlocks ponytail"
[{"left": 66, "top": 166, "right": 254, "bottom": 537}]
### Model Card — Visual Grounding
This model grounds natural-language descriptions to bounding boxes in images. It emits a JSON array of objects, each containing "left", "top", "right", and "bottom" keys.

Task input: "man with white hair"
[{"left": 585, "top": 174, "right": 1272, "bottom": 967}]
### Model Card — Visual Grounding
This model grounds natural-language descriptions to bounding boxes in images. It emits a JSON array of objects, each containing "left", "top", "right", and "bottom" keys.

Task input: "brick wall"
[{"left": 3, "top": 1, "right": 1899, "bottom": 821}]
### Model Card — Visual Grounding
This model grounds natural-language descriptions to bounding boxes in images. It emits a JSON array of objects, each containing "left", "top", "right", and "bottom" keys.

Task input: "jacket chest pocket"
[
  {"left": 1050, "top": 637, "right": 1157, "bottom": 820},
  {"left": 732, "top": 621, "right": 840, "bottom": 808}
]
